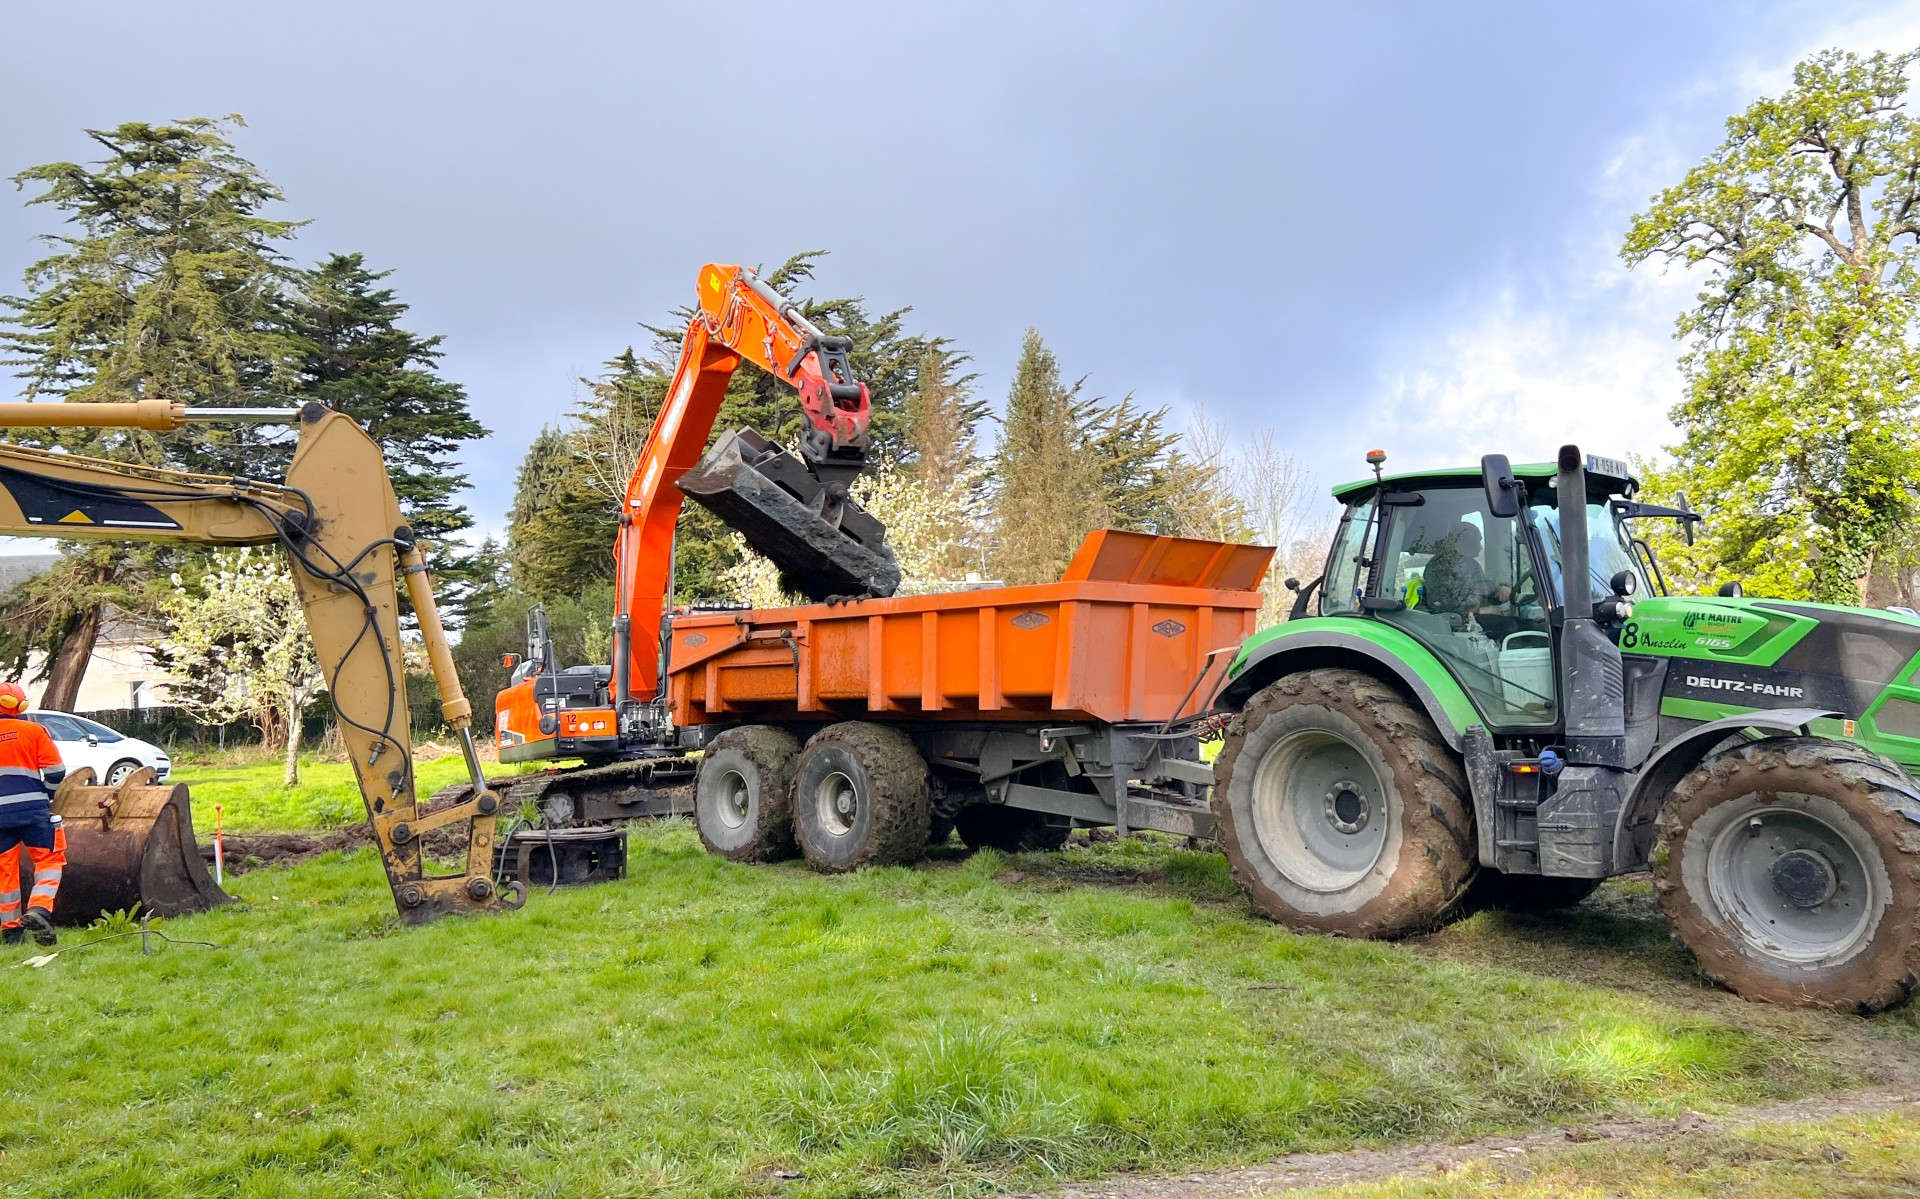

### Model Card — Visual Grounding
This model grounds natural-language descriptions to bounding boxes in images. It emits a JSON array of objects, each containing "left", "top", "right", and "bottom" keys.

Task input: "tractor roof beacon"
[{"left": 1210, "top": 445, "right": 1920, "bottom": 1011}]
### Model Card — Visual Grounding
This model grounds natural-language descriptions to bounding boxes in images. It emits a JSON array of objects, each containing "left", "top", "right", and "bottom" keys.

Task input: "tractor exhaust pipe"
[
  {"left": 1554, "top": 444, "right": 1622, "bottom": 766},
  {"left": 1536, "top": 445, "right": 1630, "bottom": 879}
]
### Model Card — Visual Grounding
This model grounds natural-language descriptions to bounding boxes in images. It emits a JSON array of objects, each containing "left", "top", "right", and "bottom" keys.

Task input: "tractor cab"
[{"left": 1314, "top": 452, "right": 1655, "bottom": 733}]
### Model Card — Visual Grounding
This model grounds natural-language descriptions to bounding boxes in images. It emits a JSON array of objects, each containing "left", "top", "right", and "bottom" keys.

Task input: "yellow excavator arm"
[{"left": 0, "top": 400, "right": 520, "bottom": 924}]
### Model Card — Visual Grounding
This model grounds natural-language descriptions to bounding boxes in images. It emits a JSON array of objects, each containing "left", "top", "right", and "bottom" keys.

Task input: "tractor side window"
[
  {"left": 1320, "top": 499, "right": 1374, "bottom": 615},
  {"left": 1372, "top": 486, "right": 1556, "bottom": 727}
]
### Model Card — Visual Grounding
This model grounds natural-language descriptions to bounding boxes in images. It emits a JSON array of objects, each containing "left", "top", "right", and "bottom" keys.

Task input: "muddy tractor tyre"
[
  {"left": 1211, "top": 668, "right": 1477, "bottom": 937},
  {"left": 954, "top": 805, "right": 1072, "bottom": 853},
  {"left": 1657, "top": 737, "right": 1920, "bottom": 1012},
  {"left": 792, "top": 722, "right": 932, "bottom": 873},
  {"left": 694, "top": 726, "right": 801, "bottom": 862},
  {"left": 1469, "top": 871, "right": 1604, "bottom": 912}
]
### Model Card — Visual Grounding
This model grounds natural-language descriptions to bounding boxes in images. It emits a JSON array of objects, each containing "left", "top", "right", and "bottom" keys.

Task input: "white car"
[{"left": 25, "top": 711, "right": 171, "bottom": 785}]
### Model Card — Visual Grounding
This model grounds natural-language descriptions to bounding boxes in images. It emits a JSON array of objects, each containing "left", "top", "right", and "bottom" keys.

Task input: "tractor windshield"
[{"left": 1532, "top": 501, "right": 1653, "bottom": 602}]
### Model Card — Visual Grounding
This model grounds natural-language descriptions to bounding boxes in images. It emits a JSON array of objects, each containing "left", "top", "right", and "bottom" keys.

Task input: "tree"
[
  {"left": 155, "top": 550, "right": 322, "bottom": 786},
  {"left": 900, "top": 343, "right": 988, "bottom": 581},
  {"left": 1622, "top": 48, "right": 1920, "bottom": 602},
  {"left": 283, "top": 252, "right": 489, "bottom": 609},
  {"left": 0, "top": 116, "right": 302, "bottom": 707},
  {"left": 989, "top": 330, "right": 1104, "bottom": 584},
  {"left": 506, "top": 426, "right": 615, "bottom": 600},
  {"left": 987, "top": 329, "right": 1203, "bottom": 585}
]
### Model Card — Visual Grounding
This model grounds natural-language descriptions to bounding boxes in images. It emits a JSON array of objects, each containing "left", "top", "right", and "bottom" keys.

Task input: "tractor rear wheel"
[
  {"left": 792, "top": 723, "right": 931, "bottom": 872},
  {"left": 1658, "top": 737, "right": 1920, "bottom": 1011},
  {"left": 954, "top": 805, "right": 1072, "bottom": 853},
  {"left": 1212, "top": 668, "right": 1477, "bottom": 937},
  {"left": 694, "top": 726, "right": 800, "bottom": 862}
]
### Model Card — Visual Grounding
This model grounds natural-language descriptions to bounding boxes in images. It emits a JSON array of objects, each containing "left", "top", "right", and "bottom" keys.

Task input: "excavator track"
[{"left": 427, "top": 756, "right": 698, "bottom": 828}]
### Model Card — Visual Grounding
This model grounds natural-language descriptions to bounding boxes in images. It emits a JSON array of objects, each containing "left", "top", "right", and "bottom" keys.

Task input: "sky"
[{"left": 4, "top": 0, "right": 1919, "bottom": 545}]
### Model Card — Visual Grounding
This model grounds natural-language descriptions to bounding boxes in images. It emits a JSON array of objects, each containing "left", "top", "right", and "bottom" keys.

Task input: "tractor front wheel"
[
  {"left": 1658, "top": 737, "right": 1920, "bottom": 1011},
  {"left": 1212, "top": 668, "right": 1477, "bottom": 937}
]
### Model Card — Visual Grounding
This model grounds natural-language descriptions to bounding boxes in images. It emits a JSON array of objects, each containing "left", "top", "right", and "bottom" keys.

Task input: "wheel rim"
[
  {"left": 1703, "top": 796, "right": 1881, "bottom": 966},
  {"left": 106, "top": 764, "right": 133, "bottom": 785},
  {"left": 814, "top": 770, "right": 860, "bottom": 838},
  {"left": 1249, "top": 729, "right": 1390, "bottom": 891},
  {"left": 715, "top": 768, "right": 751, "bottom": 831}
]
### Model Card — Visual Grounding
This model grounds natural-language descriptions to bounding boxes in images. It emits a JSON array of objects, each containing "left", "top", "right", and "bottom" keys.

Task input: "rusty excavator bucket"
[
  {"left": 27, "top": 767, "right": 232, "bottom": 925},
  {"left": 678, "top": 427, "right": 902, "bottom": 600}
]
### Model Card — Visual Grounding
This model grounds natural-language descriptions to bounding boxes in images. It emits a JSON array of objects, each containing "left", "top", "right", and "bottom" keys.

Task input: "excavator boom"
[
  {"left": 0, "top": 400, "right": 518, "bottom": 925},
  {"left": 607, "top": 263, "right": 900, "bottom": 714}
]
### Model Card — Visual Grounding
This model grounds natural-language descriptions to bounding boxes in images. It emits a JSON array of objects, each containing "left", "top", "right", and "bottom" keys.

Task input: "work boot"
[
  {"left": 20, "top": 909, "right": 54, "bottom": 947},
  {"left": 1, "top": 924, "right": 20, "bottom": 947}
]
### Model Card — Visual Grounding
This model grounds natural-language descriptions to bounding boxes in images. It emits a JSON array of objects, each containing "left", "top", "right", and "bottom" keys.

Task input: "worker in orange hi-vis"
[{"left": 0, "top": 682, "right": 66, "bottom": 947}]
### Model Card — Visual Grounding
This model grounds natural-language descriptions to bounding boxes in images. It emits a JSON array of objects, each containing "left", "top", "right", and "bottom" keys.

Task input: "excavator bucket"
[
  {"left": 678, "top": 427, "right": 902, "bottom": 600},
  {"left": 29, "top": 767, "right": 232, "bottom": 925}
]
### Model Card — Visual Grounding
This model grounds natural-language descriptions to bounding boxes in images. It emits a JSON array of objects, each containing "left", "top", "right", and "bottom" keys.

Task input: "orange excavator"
[{"left": 476, "top": 264, "right": 899, "bottom": 832}]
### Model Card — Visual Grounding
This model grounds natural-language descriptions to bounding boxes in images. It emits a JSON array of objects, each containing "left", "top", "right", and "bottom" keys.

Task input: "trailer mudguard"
[
  {"left": 1214, "top": 618, "right": 1482, "bottom": 750},
  {"left": 1610, "top": 706, "right": 1838, "bottom": 869}
]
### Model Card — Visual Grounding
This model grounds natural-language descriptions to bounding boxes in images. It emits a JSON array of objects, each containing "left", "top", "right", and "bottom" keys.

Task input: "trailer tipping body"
[{"left": 666, "top": 530, "right": 1273, "bottom": 729}]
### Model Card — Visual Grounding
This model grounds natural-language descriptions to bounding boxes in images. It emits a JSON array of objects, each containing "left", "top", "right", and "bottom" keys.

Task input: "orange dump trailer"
[
  {"left": 667, "top": 529, "right": 1271, "bottom": 726},
  {"left": 670, "top": 531, "right": 1275, "bottom": 870}
]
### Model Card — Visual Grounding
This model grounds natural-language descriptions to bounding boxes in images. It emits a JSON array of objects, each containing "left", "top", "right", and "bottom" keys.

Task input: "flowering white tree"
[{"left": 157, "top": 549, "right": 323, "bottom": 786}]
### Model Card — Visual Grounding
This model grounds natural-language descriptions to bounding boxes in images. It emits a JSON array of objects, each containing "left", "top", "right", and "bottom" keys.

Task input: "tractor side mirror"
[
  {"left": 1283, "top": 577, "right": 1302, "bottom": 592},
  {"left": 501, "top": 653, "right": 521, "bottom": 672},
  {"left": 1609, "top": 570, "right": 1637, "bottom": 598},
  {"left": 1717, "top": 580, "right": 1744, "bottom": 598},
  {"left": 1480, "top": 454, "right": 1520, "bottom": 519}
]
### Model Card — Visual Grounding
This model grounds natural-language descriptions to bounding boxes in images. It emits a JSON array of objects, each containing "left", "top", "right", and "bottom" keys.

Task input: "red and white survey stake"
[{"left": 214, "top": 803, "right": 224, "bottom": 887}]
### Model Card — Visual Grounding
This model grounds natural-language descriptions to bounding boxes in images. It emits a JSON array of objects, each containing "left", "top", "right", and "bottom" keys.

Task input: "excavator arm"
[
  {"left": 607, "top": 263, "right": 900, "bottom": 716},
  {"left": 0, "top": 400, "right": 519, "bottom": 925}
]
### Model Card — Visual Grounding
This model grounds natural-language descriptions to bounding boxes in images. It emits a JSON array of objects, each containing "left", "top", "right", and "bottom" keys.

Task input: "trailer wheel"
[
  {"left": 792, "top": 723, "right": 931, "bottom": 872},
  {"left": 1468, "top": 871, "right": 1603, "bottom": 912},
  {"left": 1212, "top": 668, "right": 1476, "bottom": 937},
  {"left": 1658, "top": 737, "right": 1920, "bottom": 1011},
  {"left": 694, "top": 726, "right": 801, "bottom": 862},
  {"left": 955, "top": 805, "right": 1072, "bottom": 853}
]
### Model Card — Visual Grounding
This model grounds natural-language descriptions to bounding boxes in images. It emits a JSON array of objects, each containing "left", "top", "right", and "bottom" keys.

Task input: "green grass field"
[
  {"left": 3, "top": 819, "right": 1916, "bottom": 1198},
  {"left": 168, "top": 753, "right": 541, "bottom": 832}
]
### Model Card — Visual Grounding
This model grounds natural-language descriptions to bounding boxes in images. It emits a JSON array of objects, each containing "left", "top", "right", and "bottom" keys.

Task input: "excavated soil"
[{"left": 203, "top": 785, "right": 692, "bottom": 872}]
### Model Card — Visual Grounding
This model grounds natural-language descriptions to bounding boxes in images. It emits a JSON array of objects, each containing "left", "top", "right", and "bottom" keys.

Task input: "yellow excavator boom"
[{"left": 0, "top": 400, "right": 520, "bottom": 924}]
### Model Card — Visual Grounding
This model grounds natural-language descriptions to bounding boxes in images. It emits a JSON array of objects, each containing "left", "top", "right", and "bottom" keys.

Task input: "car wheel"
[{"left": 104, "top": 759, "right": 142, "bottom": 786}]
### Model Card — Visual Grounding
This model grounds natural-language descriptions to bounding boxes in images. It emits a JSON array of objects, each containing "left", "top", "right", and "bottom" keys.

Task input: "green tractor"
[{"left": 1211, "top": 445, "right": 1920, "bottom": 1011}]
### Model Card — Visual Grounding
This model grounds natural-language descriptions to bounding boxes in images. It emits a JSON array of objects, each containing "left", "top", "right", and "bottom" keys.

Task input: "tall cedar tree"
[
  {"left": 512, "top": 252, "right": 960, "bottom": 604},
  {"left": 0, "top": 116, "right": 301, "bottom": 707},
  {"left": 1624, "top": 48, "right": 1920, "bottom": 602},
  {"left": 988, "top": 329, "right": 1199, "bottom": 584},
  {"left": 283, "top": 252, "right": 490, "bottom": 612},
  {"left": 989, "top": 331, "right": 1103, "bottom": 584},
  {"left": 507, "top": 426, "right": 614, "bottom": 599}
]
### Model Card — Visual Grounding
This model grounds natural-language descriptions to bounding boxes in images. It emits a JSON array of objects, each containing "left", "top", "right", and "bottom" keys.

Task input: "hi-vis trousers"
[{"left": 0, "top": 811, "right": 64, "bottom": 929}]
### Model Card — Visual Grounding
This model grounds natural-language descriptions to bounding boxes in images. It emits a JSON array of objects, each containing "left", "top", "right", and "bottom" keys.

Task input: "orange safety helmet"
[{"left": 0, "top": 681, "right": 28, "bottom": 715}]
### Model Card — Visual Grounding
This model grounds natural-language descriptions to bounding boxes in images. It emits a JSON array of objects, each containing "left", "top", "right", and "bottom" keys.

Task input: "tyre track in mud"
[{"left": 1021, "top": 1085, "right": 1920, "bottom": 1198}]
